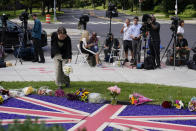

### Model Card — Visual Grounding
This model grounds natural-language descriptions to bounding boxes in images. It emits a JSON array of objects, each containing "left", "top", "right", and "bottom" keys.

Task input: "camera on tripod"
[
  {"left": 140, "top": 14, "right": 152, "bottom": 38},
  {"left": 106, "top": 3, "right": 118, "bottom": 18},
  {"left": 19, "top": 12, "right": 29, "bottom": 22},
  {"left": 170, "top": 16, "right": 180, "bottom": 32},
  {"left": 79, "top": 15, "right": 89, "bottom": 24}
]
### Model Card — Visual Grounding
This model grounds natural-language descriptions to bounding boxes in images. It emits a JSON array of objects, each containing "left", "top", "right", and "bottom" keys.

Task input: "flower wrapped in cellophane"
[
  {"left": 63, "top": 63, "right": 73, "bottom": 76},
  {"left": 188, "top": 97, "right": 196, "bottom": 112},
  {"left": 129, "top": 93, "right": 152, "bottom": 105}
]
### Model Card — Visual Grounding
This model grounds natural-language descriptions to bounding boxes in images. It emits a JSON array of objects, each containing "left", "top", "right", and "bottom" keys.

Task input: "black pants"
[
  {"left": 33, "top": 38, "right": 45, "bottom": 61},
  {"left": 149, "top": 41, "right": 160, "bottom": 66}
]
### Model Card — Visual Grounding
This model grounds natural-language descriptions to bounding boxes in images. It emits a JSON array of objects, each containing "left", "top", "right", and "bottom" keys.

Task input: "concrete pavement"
[{"left": 1, "top": 53, "right": 196, "bottom": 88}]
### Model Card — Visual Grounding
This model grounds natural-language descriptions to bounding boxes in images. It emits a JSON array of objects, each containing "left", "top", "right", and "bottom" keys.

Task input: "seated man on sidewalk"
[
  {"left": 175, "top": 33, "right": 190, "bottom": 62},
  {"left": 80, "top": 31, "right": 102, "bottom": 67},
  {"left": 104, "top": 33, "right": 120, "bottom": 62}
]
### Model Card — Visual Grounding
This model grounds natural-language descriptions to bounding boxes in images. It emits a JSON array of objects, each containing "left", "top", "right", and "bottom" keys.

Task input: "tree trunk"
[
  {"left": 42, "top": 0, "right": 46, "bottom": 15},
  {"left": 14, "top": 0, "right": 16, "bottom": 15},
  {"left": 47, "top": 4, "right": 50, "bottom": 13},
  {"left": 57, "top": 0, "right": 61, "bottom": 11}
]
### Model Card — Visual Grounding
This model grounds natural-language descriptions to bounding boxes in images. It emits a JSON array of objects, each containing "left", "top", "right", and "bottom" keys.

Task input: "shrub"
[
  {"left": 185, "top": 4, "right": 195, "bottom": 10},
  {"left": 0, "top": 118, "right": 65, "bottom": 131},
  {"left": 153, "top": 5, "right": 163, "bottom": 12}
]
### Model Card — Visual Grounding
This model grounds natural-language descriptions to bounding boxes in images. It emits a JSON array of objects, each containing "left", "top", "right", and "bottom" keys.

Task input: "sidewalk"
[{"left": 1, "top": 55, "right": 196, "bottom": 88}]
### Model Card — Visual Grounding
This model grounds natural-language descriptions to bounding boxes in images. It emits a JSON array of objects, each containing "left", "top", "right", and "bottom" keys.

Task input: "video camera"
[
  {"left": 140, "top": 14, "right": 152, "bottom": 38},
  {"left": 106, "top": 3, "right": 118, "bottom": 18},
  {"left": 0, "top": 14, "right": 10, "bottom": 27},
  {"left": 79, "top": 14, "right": 89, "bottom": 24},
  {"left": 19, "top": 12, "right": 29, "bottom": 22},
  {"left": 170, "top": 16, "right": 180, "bottom": 32}
]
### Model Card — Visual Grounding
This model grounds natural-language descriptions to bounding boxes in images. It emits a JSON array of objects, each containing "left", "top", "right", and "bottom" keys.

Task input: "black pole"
[
  {"left": 173, "top": 30, "right": 177, "bottom": 69},
  {"left": 109, "top": 16, "right": 112, "bottom": 34}
]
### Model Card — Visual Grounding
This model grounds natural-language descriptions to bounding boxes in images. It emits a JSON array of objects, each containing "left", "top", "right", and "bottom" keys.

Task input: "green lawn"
[
  {"left": 1, "top": 81, "right": 195, "bottom": 107},
  {"left": 0, "top": 9, "right": 64, "bottom": 22}
]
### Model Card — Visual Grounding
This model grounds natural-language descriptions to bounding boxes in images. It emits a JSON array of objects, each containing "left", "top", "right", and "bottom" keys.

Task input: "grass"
[
  {"left": 0, "top": 9, "right": 64, "bottom": 22},
  {"left": 0, "top": 81, "right": 195, "bottom": 107}
]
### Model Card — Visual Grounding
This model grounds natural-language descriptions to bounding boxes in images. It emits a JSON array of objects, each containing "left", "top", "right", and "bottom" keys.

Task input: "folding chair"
[{"left": 75, "top": 44, "right": 90, "bottom": 65}]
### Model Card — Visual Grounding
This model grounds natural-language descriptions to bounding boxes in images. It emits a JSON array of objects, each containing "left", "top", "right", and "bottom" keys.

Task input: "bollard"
[{"left": 46, "top": 14, "right": 51, "bottom": 23}]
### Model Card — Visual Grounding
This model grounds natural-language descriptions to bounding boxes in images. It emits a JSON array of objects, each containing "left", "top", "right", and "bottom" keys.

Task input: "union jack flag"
[{"left": 1, "top": 95, "right": 196, "bottom": 131}]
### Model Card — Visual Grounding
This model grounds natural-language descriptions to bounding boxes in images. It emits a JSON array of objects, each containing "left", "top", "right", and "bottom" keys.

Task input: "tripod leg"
[
  {"left": 160, "top": 34, "right": 174, "bottom": 63},
  {"left": 75, "top": 51, "right": 79, "bottom": 64}
]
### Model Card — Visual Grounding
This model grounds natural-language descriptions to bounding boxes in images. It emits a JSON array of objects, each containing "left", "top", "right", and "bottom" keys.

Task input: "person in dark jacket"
[
  {"left": 51, "top": 27, "right": 72, "bottom": 89},
  {"left": 104, "top": 33, "right": 120, "bottom": 62},
  {"left": 32, "top": 13, "right": 45, "bottom": 63},
  {"left": 175, "top": 33, "right": 190, "bottom": 61}
]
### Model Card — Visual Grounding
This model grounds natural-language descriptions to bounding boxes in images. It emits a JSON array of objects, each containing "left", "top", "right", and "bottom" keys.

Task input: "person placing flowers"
[{"left": 51, "top": 27, "right": 72, "bottom": 89}]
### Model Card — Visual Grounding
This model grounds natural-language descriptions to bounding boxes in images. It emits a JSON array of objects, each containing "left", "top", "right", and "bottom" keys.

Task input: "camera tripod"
[
  {"left": 0, "top": 16, "right": 23, "bottom": 65},
  {"left": 161, "top": 30, "right": 177, "bottom": 69}
]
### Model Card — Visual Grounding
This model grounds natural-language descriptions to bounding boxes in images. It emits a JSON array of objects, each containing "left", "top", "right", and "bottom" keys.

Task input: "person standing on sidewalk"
[
  {"left": 32, "top": 14, "right": 45, "bottom": 63},
  {"left": 130, "top": 16, "right": 142, "bottom": 65},
  {"left": 120, "top": 18, "right": 133, "bottom": 64},
  {"left": 51, "top": 27, "right": 72, "bottom": 89},
  {"left": 177, "top": 20, "right": 185, "bottom": 34}
]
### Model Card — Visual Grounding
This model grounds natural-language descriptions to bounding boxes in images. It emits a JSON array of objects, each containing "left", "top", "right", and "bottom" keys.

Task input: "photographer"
[
  {"left": 120, "top": 18, "right": 133, "bottom": 64},
  {"left": 175, "top": 33, "right": 190, "bottom": 62},
  {"left": 130, "top": 16, "right": 142, "bottom": 65},
  {"left": 104, "top": 33, "right": 120, "bottom": 62},
  {"left": 149, "top": 15, "right": 161, "bottom": 68},
  {"left": 32, "top": 14, "right": 45, "bottom": 63},
  {"left": 51, "top": 27, "right": 72, "bottom": 89}
]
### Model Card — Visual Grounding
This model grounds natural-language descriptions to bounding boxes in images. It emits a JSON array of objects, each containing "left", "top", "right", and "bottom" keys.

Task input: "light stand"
[{"left": 109, "top": 15, "right": 112, "bottom": 34}]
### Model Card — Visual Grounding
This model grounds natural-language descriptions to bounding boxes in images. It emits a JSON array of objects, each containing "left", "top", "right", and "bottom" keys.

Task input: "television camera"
[
  {"left": 170, "top": 16, "right": 180, "bottom": 32},
  {"left": 140, "top": 14, "right": 152, "bottom": 38}
]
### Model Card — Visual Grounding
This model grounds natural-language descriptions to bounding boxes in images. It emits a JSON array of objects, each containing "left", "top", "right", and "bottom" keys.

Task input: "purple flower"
[{"left": 55, "top": 89, "right": 65, "bottom": 97}]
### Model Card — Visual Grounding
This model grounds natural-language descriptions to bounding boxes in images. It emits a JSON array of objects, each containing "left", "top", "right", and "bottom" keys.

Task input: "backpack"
[
  {"left": 187, "top": 60, "right": 196, "bottom": 70},
  {"left": 14, "top": 46, "right": 34, "bottom": 61},
  {"left": 144, "top": 55, "right": 156, "bottom": 70},
  {"left": 87, "top": 55, "right": 96, "bottom": 67}
]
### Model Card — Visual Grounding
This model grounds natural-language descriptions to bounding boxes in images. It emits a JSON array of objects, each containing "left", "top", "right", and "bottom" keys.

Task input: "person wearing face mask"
[{"left": 51, "top": 27, "right": 72, "bottom": 89}]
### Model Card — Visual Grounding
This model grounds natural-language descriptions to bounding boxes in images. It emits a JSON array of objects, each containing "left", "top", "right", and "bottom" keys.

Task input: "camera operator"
[
  {"left": 120, "top": 18, "right": 133, "bottom": 64},
  {"left": 175, "top": 33, "right": 190, "bottom": 62},
  {"left": 149, "top": 15, "right": 161, "bottom": 68},
  {"left": 31, "top": 14, "right": 45, "bottom": 63},
  {"left": 104, "top": 33, "right": 120, "bottom": 62},
  {"left": 130, "top": 16, "right": 142, "bottom": 65},
  {"left": 177, "top": 20, "right": 184, "bottom": 34}
]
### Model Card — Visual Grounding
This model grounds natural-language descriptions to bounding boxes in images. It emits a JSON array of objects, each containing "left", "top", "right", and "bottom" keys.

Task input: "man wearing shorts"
[{"left": 120, "top": 18, "right": 133, "bottom": 64}]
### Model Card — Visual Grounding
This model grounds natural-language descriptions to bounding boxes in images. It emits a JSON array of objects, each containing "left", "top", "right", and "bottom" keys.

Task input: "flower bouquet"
[
  {"left": 107, "top": 85, "right": 121, "bottom": 105},
  {"left": 174, "top": 100, "right": 184, "bottom": 109},
  {"left": 9, "top": 86, "right": 35, "bottom": 97},
  {"left": 38, "top": 86, "right": 53, "bottom": 96},
  {"left": 55, "top": 89, "right": 65, "bottom": 97},
  {"left": 188, "top": 97, "right": 196, "bottom": 112},
  {"left": 129, "top": 93, "right": 152, "bottom": 105},
  {"left": 0, "top": 95, "right": 9, "bottom": 104},
  {"left": 63, "top": 63, "right": 73, "bottom": 76},
  {"left": 75, "top": 88, "right": 90, "bottom": 102}
]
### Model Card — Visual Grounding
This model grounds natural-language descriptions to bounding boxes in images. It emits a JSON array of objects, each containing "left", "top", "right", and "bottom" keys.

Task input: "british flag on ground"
[{"left": 1, "top": 95, "right": 196, "bottom": 131}]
